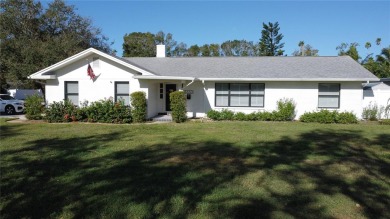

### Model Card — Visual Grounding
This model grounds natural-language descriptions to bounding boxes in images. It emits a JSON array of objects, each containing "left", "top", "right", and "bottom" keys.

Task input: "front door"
[{"left": 165, "top": 84, "right": 176, "bottom": 111}]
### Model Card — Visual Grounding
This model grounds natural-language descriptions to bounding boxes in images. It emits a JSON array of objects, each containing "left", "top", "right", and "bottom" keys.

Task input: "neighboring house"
[
  {"left": 29, "top": 46, "right": 378, "bottom": 119},
  {"left": 363, "top": 79, "right": 390, "bottom": 108}
]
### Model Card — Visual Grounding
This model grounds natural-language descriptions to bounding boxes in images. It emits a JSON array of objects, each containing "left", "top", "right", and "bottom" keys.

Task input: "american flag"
[{"left": 87, "top": 64, "right": 96, "bottom": 80}]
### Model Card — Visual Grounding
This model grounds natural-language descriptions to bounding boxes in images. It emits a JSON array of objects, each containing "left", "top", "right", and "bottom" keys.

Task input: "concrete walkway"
[{"left": 151, "top": 114, "right": 173, "bottom": 122}]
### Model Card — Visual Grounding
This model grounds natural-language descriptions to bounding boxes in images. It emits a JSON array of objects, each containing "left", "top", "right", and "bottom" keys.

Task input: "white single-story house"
[{"left": 29, "top": 46, "right": 379, "bottom": 119}]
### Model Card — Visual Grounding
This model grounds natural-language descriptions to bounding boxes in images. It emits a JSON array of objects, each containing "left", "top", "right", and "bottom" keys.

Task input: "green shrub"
[
  {"left": 24, "top": 94, "right": 44, "bottom": 120},
  {"left": 233, "top": 112, "right": 247, "bottom": 121},
  {"left": 45, "top": 98, "right": 131, "bottom": 124},
  {"left": 336, "top": 112, "right": 358, "bottom": 124},
  {"left": 170, "top": 91, "right": 187, "bottom": 123},
  {"left": 206, "top": 110, "right": 221, "bottom": 120},
  {"left": 206, "top": 109, "right": 239, "bottom": 121},
  {"left": 45, "top": 99, "right": 76, "bottom": 123},
  {"left": 206, "top": 98, "right": 296, "bottom": 122},
  {"left": 362, "top": 103, "right": 379, "bottom": 121},
  {"left": 273, "top": 98, "right": 296, "bottom": 121},
  {"left": 130, "top": 91, "right": 147, "bottom": 123},
  {"left": 247, "top": 112, "right": 258, "bottom": 121},
  {"left": 300, "top": 110, "right": 336, "bottom": 123},
  {"left": 85, "top": 98, "right": 131, "bottom": 123},
  {"left": 255, "top": 111, "right": 273, "bottom": 121},
  {"left": 379, "top": 119, "right": 390, "bottom": 125},
  {"left": 300, "top": 110, "right": 357, "bottom": 124},
  {"left": 219, "top": 109, "right": 234, "bottom": 120}
]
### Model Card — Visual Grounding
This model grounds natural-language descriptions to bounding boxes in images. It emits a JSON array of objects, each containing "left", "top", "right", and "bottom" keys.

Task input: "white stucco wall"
[
  {"left": 363, "top": 83, "right": 390, "bottom": 109},
  {"left": 45, "top": 54, "right": 145, "bottom": 106},
  {"left": 203, "top": 81, "right": 364, "bottom": 119}
]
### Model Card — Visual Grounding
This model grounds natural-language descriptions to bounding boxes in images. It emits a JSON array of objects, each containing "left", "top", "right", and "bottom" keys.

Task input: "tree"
[
  {"left": 363, "top": 45, "right": 390, "bottom": 78},
  {"left": 123, "top": 32, "right": 156, "bottom": 57},
  {"left": 259, "top": 22, "right": 285, "bottom": 56},
  {"left": 376, "top": 38, "right": 381, "bottom": 46},
  {"left": 187, "top": 45, "right": 200, "bottom": 57},
  {"left": 209, "top": 44, "right": 220, "bottom": 56},
  {"left": 200, "top": 44, "right": 211, "bottom": 57},
  {"left": 365, "top": 42, "right": 371, "bottom": 50},
  {"left": 172, "top": 42, "right": 188, "bottom": 57},
  {"left": 0, "top": 0, "right": 111, "bottom": 89},
  {"left": 336, "top": 42, "right": 360, "bottom": 61},
  {"left": 155, "top": 31, "right": 177, "bottom": 57},
  {"left": 292, "top": 42, "right": 319, "bottom": 56},
  {"left": 221, "top": 40, "right": 257, "bottom": 56},
  {"left": 375, "top": 46, "right": 390, "bottom": 78}
]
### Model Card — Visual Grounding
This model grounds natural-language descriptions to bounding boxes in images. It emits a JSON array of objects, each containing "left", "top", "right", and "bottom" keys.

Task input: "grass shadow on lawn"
[{"left": 1, "top": 127, "right": 389, "bottom": 218}]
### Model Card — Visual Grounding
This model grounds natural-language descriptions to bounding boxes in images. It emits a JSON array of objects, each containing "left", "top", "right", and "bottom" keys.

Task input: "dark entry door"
[{"left": 166, "top": 84, "right": 176, "bottom": 111}]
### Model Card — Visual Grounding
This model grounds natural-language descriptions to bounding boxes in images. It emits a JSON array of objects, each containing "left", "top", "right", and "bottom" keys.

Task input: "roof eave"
[
  {"left": 198, "top": 77, "right": 380, "bottom": 82},
  {"left": 133, "top": 75, "right": 195, "bottom": 80},
  {"left": 28, "top": 75, "right": 57, "bottom": 80},
  {"left": 28, "top": 48, "right": 154, "bottom": 80}
]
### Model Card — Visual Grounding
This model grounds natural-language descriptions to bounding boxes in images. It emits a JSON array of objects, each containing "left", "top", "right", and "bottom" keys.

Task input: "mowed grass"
[{"left": 0, "top": 119, "right": 389, "bottom": 219}]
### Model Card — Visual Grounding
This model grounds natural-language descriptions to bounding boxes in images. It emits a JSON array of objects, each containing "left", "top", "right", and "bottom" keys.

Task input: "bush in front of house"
[
  {"left": 206, "top": 98, "right": 296, "bottom": 122},
  {"left": 362, "top": 103, "right": 379, "bottom": 121},
  {"left": 206, "top": 110, "right": 221, "bottom": 120},
  {"left": 300, "top": 110, "right": 358, "bottom": 124},
  {"left": 206, "top": 109, "right": 235, "bottom": 121},
  {"left": 233, "top": 112, "right": 248, "bottom": 121},
  {"left": 84, "top": 98, "right": 131, "bottom": 123},
  {"left": 130, "top": 91, "right": 147, "bottom": 123},
  {"left": 335, "top": 112, "right": 359, "bottom": 124},
  {"left": 170, "top": 91, "right": 187, "bottom": 123},
  {"left": 44, "top": 98, "right": 131, "bottom": 123},
  {"left": 25, "top": 94, "right": 44, "bottom": 120},
  {"left": 220, "top": 108, "right": 234, "bottom": 120},
  {"left": 272, "top": 98, "right": 296, "bottom": 121},
  {"left": 45, "top": 99, "right": 77, "bottom": 123}
]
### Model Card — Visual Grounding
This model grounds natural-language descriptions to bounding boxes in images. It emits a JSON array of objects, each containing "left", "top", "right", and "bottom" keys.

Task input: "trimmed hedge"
[
  {"left": 44, "top": 98, "right": 131, "bottom": 123},
  {"left": 24, "top": 94, "right": 44, "bottom": 120},
  {"left": 130, "top": 91, "right": 147, "bottom": 123},
  {"left": 300, "top": 110, "right": 358, "bottom": 124},
  {"left": 206, "top": 98, "right": 296, "bottom": 122},
  {"left": 170, "top": 91, "right": 187, "bottom": 123}
]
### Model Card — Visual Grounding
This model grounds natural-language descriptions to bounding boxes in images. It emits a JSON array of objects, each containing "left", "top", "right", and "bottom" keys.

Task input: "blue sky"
[{"left": 66, "top": 1, "right": 389, "bottom": 57}]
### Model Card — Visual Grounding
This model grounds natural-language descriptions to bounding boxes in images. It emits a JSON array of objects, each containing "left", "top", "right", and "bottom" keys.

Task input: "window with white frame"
[
  {"left": 65, "top": 81, "right": 79, "bottom": 105},
  {"left": 115, "top": 82, "right": 130, "bottom": 105},
  {"left": 318, "top": 83, "right": 340, "bottom": 108},
  {"left": 215, "top": 83, "right": 265, "bottom": 107}
]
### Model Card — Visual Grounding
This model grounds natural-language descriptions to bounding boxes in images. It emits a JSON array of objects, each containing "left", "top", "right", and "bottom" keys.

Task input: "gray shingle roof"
[{"left": 123, "top": 56, "right": 377, "bottom": 80}]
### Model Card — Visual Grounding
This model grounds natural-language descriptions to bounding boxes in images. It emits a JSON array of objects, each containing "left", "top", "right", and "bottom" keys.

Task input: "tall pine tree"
[{"left": 259, "top": 22, "right": 285, "bottom": 56}]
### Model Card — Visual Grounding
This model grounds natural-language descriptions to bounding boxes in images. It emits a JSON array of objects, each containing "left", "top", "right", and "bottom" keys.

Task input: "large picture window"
[
  {"left": 215, "top": 83, "right": 265, "bottom": 107},
  {"left": 115, "top": 82, "right": 130, "bottom": 105},
  {"left": 318, "top": 83, "right": 340, "bottom": 108},
  {"left": 65, "top": 81, "right": 79, "bottom": 105}
]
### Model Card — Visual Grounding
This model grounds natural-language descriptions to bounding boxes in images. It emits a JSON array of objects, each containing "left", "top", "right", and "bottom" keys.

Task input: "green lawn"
[{"left": 1, "top": 119, "right": 389, "bottom": 219}]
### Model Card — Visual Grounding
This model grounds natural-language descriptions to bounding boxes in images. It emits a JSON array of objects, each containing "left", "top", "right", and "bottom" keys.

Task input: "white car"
[{"left": 0, "top": 94, "right": 25, "bottom": 115}]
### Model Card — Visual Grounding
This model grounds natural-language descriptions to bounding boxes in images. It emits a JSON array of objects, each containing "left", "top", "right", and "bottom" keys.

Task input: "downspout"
[{"left": 202, "top": 80, "right": 206, "bottom": 120}]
